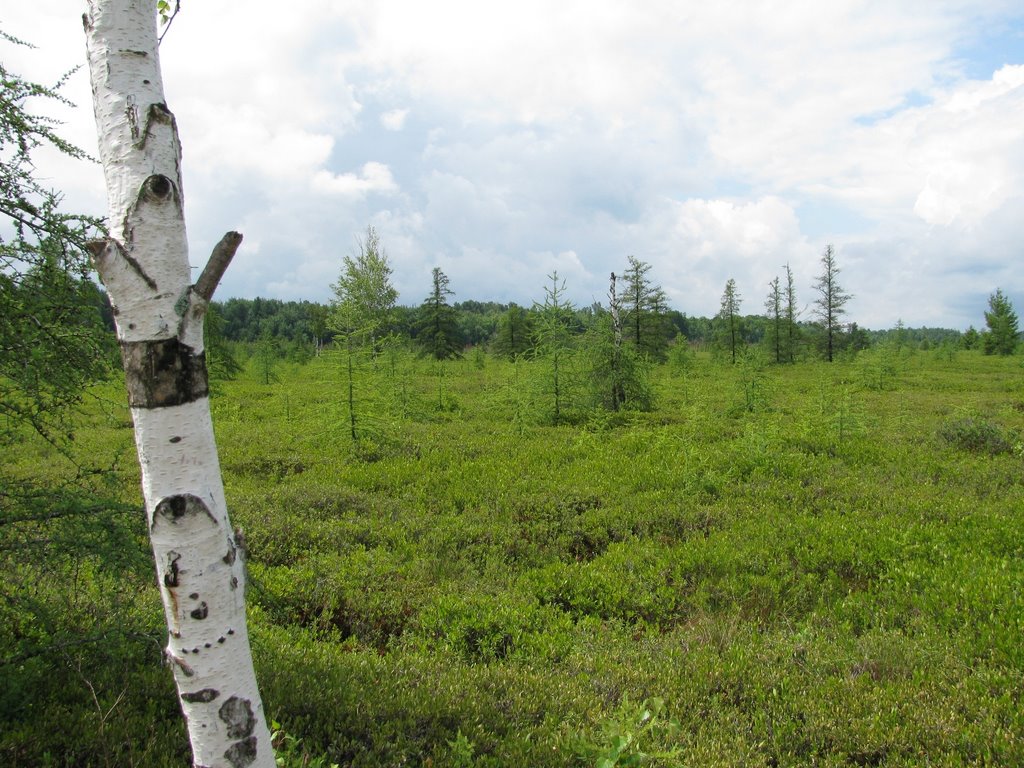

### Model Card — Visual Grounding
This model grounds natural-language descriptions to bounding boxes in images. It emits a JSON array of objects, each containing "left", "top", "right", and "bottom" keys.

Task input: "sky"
[{"left": 6, "top": 1, "right": 1024, "bottom": 330}]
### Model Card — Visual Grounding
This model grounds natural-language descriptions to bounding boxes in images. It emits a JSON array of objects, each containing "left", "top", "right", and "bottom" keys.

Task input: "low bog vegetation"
[{"left": 2, "top": 347, "right": 1022, "bottom": 766}]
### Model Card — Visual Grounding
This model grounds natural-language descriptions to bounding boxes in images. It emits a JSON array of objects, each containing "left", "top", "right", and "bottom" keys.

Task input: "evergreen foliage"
[
  {"left": 764, "top": 275, "right": 784, "bottom": 364},
  {"left": 416, "top": 268, "right": 462, "bottom": 360},
  {"left": 717, "top": 278, "right": 742, "bottom": 363},
  {"left": 0, "top": 33, "right": 153, "bottom": 743},
  {"left": 453, "top": 300, "right": 506, "bottom": 346},
  {"left": 783, "top": 263, "right": 800, "bottom": 362},
  {"left": 621, "top": 256, "right": 671, "bottom": 360},
  {"left": 582, "top": 313, "right": 653, "bottom": 413},
  {"left": 0, "top": 38, "right": 114, "bottom": 465},
  {"left": 214, "top": 297, "right": 331, "bottom": 353},
  {"left": 204, "top": 303, "right": 242, "bottom": 385},
  {"left": 812, "top": 244, "right": 852, "bottom": 362},
  {"left": 491, "top": 304, "right": 535, "bottom": 359},
  {"left": 981, "top": 288, "right": 1019, "bottom": 355},
  {"left": 307, "top": 303, "right": 330, "bottom": 356},
  {"left": 0, "top": 37, "right": 111, "bottom": 445},
  {"left": 962, "top": 326, "right": 980, "bottom": 350},
  {"left": 532, "top": 272, "right": 577, "bottom": 423}
]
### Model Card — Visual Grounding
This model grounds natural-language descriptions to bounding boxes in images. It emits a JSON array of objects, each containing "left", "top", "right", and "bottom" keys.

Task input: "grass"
[{"left": 2, "top": 346, "right": 1022, "bottom": 766}]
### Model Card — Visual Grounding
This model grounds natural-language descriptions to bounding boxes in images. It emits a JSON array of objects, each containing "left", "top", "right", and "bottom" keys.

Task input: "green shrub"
[{"left": 939, "top": 415, "right": 1014, "bottom": 455}]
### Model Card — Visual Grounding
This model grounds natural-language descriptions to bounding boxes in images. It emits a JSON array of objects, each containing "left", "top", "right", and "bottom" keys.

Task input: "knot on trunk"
[{"left": 144, "top": 174, "right": 174, "bottom": 201}]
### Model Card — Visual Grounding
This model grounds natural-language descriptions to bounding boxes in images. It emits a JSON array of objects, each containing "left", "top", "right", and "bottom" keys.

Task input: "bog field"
[{"left": 2, "top": 346, "right": 1023, "bottom": 767}]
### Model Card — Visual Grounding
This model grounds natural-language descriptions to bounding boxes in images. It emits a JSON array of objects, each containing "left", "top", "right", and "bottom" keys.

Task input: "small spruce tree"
[
  {"left": 532, "top": 272, "right": 577, "bottom": 423},
  {"left": 764, "top": 275, "right": 783, "bottom": 364},
  {"left": 981, "top": 288, "right": 1019, "bottom": 355},
  {"left": 492, "top": 303, "right": 534, "bottom": 359}
]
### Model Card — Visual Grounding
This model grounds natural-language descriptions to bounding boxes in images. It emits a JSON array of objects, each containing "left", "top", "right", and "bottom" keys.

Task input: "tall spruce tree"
[
  {"left": 783, "top": 262, "right": 799, "bottom": 363},
  {"left": 532, "top": 272, "right": 576, "bottom": 423},
  {"left": 621, "top": 255, "right": 670, "bottom": 360},
  {"left": 717, "top": 278, "right": 742, "bottom": 363},
  {"left": 416, "top": 267, "right": 462, "bottom": 359},
  {"left": 982, "top": 288, "right": 1019, "bottom": 355},
  {"left": 812, "top": 244, "right": 851, "bottom": 362},
  {"left": 764, "top": 276, "right": 783, "bottom": 364}
]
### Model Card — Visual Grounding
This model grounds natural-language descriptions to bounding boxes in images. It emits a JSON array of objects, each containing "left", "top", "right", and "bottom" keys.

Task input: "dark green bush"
[{"left": 938, "top": 416, "right": 1014, "bottom": 455}]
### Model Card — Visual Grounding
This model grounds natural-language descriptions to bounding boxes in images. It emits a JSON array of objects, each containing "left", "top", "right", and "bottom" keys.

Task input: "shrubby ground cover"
[{"left": 2, "top": 346, "right": 1022, "bottom": 766}]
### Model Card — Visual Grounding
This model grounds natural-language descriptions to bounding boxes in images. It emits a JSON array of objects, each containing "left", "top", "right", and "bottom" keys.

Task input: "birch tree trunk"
[{"left": 83, "top": 3, "right": 273, "bottom": 766}]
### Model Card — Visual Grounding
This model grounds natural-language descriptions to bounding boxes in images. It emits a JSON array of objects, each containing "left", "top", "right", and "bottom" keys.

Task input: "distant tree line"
[
  {"left": 203, "top": 236, "right": 1018, "bottom": 367},
  {"left": 206, "top": 289, "right": 1009, "bottom": 362}
]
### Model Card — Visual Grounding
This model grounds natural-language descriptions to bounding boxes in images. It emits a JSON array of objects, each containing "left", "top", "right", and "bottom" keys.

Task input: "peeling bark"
[{"left": 83, "top": 2, "right": 272, "bottom": 766}]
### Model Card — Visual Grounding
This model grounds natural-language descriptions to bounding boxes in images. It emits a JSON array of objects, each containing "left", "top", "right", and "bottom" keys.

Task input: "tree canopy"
[
  {"left": 982, "top": 288, "right": 1019, "bottom": 356},
  {"left": 330, "top": 225, "right": 398, "bottom": 350}
]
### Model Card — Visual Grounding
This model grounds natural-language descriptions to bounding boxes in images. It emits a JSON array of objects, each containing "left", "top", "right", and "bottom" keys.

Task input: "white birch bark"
[{"left": 83, "top": 2, "right": 273, "bottom": 766}]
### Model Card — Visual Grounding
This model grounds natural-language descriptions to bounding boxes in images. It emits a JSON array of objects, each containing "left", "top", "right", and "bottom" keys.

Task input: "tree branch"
[
  {"left": 193, "top": 231, "right": 241, "bottom": 302},
  {"left": 86, "top": 238, "right": 158, "bottom": 291}
]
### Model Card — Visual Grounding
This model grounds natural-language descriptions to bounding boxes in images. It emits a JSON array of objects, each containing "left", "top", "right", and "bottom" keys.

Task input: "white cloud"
[
  {"left": 183, "top": 108, "right": 335, "bottom": 183},
  {"left": 380, "top": 109, "right": 410, "bottom": 131},
  {"left": 671, "top": 197, "right": 802, "bottom": 259},
  {"left": 311, "top": 162, "right": 398, "bottom": 197},
  {"left": 651, "top": 196, "right": 815, "bottom": 316},
  {"left": 909, "top": 64, "right": 1024, "bottom": 227}
]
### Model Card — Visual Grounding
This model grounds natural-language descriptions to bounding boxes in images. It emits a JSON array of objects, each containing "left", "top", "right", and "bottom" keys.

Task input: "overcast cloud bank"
[{"left": 6, "top": 1, "right": 1024, "bottom": 329}]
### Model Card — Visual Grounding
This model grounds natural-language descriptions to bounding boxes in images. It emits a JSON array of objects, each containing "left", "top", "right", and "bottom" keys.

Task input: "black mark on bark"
[
  {"left": 163, "top": 551, "right": 181, "bottom": 587},
  {"left": 219, "top": 696, "right": 256, "bottom": 740},
  {"left": 121, "top": 338, "right": 208, "bottom": 408},
  {"left": 224, "top": 736, "right": 258, "bottom": 767},
  {"left": 190, "top": 601, "right": 209, "bottom": 620},
  {"left": 181, "top": 688, "right": 220, "bottom": 703}
]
